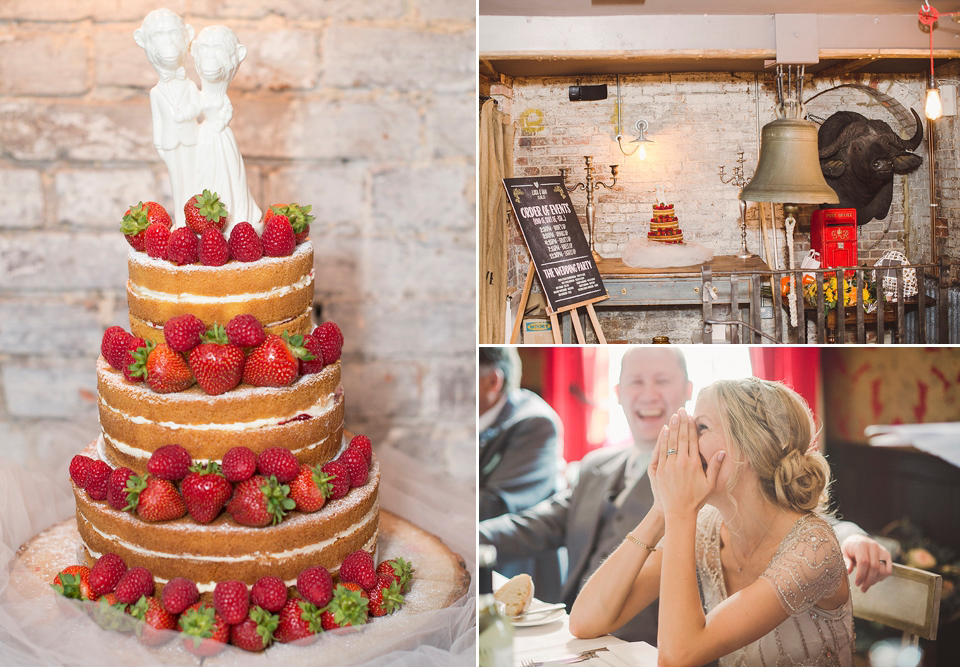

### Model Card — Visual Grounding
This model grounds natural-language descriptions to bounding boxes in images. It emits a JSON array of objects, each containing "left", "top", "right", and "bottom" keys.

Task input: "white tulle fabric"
[
  {"left": 0, "top": 446, "right": 475, "bottom": 667},
  {"left": 695, "top": 506, "right": 854, "bottom": 667}
]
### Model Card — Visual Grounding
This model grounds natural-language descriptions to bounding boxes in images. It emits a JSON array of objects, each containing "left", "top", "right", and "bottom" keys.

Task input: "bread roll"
[{"left": 494, "top": 573, "right": 534, "bottom": 616}]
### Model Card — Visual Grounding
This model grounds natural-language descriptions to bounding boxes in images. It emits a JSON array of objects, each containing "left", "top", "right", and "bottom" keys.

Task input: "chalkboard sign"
[{"left": 503, "top": 176, "right": 608, "bottom": 315}]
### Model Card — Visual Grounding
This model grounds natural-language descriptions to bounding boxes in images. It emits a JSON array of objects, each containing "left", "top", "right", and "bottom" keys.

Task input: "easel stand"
[{"left": 510, "top": 261, "right": 607, "bottom": 344}]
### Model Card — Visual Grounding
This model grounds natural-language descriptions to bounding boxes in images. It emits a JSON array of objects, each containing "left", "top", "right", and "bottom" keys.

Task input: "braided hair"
[{"left": 699, "top": 378, "right": 831, "bottom": 514}]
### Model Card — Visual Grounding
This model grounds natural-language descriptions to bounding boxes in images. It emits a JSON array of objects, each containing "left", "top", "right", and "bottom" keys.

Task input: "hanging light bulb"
[{"left": 926, "top": 77, "right": 942, "bottom": 120}]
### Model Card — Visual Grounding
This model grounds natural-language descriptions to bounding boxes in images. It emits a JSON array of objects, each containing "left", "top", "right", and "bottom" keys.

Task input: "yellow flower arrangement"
[{"left": 802, "top": 274, "right": 875, "bottom": 313}]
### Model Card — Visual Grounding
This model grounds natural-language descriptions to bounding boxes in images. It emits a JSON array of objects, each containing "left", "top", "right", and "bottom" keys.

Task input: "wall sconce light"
[{"left": 614, "top": 74, "right": 653, "bottom": 158}]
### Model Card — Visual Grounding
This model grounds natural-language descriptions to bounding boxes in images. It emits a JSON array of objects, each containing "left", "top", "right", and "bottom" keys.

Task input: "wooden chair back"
[{"left": 850, "top": 562, "right": 942, "bottom": 641}]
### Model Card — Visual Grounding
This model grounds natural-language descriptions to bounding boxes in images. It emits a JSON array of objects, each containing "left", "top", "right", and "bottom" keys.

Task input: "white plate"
[{"left": 511, "top": 608, "right": 566, "bottom": 627}]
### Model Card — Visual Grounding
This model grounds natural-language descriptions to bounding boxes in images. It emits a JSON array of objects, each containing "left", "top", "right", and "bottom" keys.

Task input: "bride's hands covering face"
[{"left": 654, "top": 408, "right": 724, "bottom": 517}]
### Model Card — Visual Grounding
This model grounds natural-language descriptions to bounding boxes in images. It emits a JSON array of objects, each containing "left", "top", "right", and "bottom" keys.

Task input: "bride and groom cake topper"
[{"left": 135, "top": 8, "right": 261, "bottom": 232}]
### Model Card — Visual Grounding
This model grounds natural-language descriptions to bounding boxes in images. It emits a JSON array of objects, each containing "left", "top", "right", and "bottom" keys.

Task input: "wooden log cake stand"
[{"left": 10, "top": 510, "right": 470, "bottom": 664}]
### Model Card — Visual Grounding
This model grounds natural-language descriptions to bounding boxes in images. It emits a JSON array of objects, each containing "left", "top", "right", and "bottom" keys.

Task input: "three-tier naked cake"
[{"left": 72, "top": 241, "right": 381, "bottom": 591}]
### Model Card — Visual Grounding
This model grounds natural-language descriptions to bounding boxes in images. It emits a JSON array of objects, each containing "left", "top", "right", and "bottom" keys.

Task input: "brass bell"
[{"left": 740, "top": 118, "right": 839, "bottom": 204}]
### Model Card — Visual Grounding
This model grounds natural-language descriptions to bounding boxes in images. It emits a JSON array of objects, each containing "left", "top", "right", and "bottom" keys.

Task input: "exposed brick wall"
[
  {"left": 0, "top": 1, "right": 476, "bottom": 484},
  {"left": 493, "top": 72, "right": 943, "bottom": 343}
]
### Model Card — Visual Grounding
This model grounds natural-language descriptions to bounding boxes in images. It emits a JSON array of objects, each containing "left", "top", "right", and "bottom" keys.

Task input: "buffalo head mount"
[{"left": 817, "top": 109, "right": 924, "bottom": 225}]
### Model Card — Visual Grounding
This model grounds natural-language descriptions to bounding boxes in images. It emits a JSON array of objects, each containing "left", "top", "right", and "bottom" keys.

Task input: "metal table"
[{"left": 562, "top": 254, "right": 771, "bottom": 343}]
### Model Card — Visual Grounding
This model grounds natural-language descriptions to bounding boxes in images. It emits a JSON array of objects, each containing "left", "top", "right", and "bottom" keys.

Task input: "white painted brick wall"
[
  {"left": 0, "top": 1, "right": 475, "bottom": 486},
  {"left": 496, "top": 72, "right": 940, "bottom": 341}
]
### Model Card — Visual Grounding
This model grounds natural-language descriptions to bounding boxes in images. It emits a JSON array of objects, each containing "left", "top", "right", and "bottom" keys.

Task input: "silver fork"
[{"left": 520, "top": 650, "right": 603, "bottom": 667}]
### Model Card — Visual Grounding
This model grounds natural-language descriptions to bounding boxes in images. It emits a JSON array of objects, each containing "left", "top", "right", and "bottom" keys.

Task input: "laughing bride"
[{"left": 570, "top": 378, "right": 864, "bottom": 666}]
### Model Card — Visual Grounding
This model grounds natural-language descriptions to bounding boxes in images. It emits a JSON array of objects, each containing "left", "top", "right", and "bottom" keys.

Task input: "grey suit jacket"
[
  {"left": 480, "top": 446, "right": 660, "bottom": 643},
  {"left": 479, "top": 388, "right": 561, "bottom": 521}
]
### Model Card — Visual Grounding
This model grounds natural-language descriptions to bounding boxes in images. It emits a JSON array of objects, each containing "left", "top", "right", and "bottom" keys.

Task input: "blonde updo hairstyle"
[{"left": 699, "top": 377, "right": 831, "bottom": 514}]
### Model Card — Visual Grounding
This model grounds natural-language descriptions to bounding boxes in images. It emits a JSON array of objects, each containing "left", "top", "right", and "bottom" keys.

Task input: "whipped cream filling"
[
  {"left": 138, "top": 307, "right": 310, "bottom": 332},
  {"left": 81, "top": 502, "right": 379, "bottom": 593},
  {"left": 99, "top": 388, "right": 339, "bottom": 432},
  {"left": 102, "top": 432, "right": 336, "bottom": 463},
  {"left": 130, "top": 270, "right": 313, "bottom": 304}
]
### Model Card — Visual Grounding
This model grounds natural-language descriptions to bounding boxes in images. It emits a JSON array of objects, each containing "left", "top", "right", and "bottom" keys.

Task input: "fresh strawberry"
[
  {"left": 298, "top": 333, "right": 326, "bottom": 375},
  {"left": 188, "top": 324, "right": 245, "bottom": 395},
  {"left": 119, "top": 336, "right": 149, "bottom": 383},
  {"left": 313, "top": 321, "right": 343, "bottom": 364},
  {"left": 289, "top": 464, "right": 334, "bottom": 513},
  {"left": 274, "top": 598, "right": 322, "bottom": 644},
  {"left": 181, "top": 462, "right": 232, "bottom": 524},
  {"left": 126, "top": 475, "right": 187, "bottom": 522},
  {"left": 225, "top": 314, "right": 266, "bottom": 348},
  {"left": 320, "top": 583, "right": 369, "bottom": 629},
  {"left": 250, "top": 576, "right": 288, "bottom": 613},
  {"left": 166, "top": 226, "right": 200, "bottom": 265},
  {"left": 179, "top": 601, "right": 230, "bottom": 657},
  {"left": 368, "top": 574, "right": 404, "bottom": 617},
  {"left": 107, "top": 467, "right": 136, "bottom": 510},
  {"left": 242, "top": 333, "right": 313, "bottom": 387},
  {"left": 221, "top": 446, "right": 257, "bottom": 483},
  {"left": 144, "top": 221, "right": 171, "bottom": 259},
  {"left": 376, "top": 557, "right": 414, "bottom": 593},
  {"left": 161, "top": 577, "right": 200, "bottom": 615},
  {"left": 231, "top": 606, "right": 279, "bottom": 652},
  {"left": 337, "top": 447, "right": 369, "bottom": 488},
  {"left": 130, "top": 342, "right": 195, "bottom": 393},
  {"left": 339, "top": 550, "right": 377, "bottom": 590},
  {"left": 52, "top": 565, "right": 98, "bottom": 601},
  {"left": 264, "top": 203, "right": 314, "bottom": 244},
  {"left": 114, "top": 566, "right": 155, "bottom": 605},
  {"left": 320, "top": 461, "right": 351, "bottom": 500},
  {"left": 100, "top": 326, "right": 127, "bottom": 367},
  {"left": 130, "top": 594, "right": 177, "bottom": 646},
  {"left": 348, "top": 434, "right": 373, "bottom": 466},
  {"left": 213, "top": 579, "right": 250, "bottom": 625},
  {"left": 228, "top": 221, "right": 263, "bottom": 262},
  {"left": 261, "top": 215, "right": 295, "bottom": 257},
  {"left": 184, "top": 189, "right": 228, "bottom": 235},
  {"left": 198, "top": 226, "right": 229, "bottom": 266},
  {"left": 163, "top": 313, "right": 206, "bottom": 352},
  {"left": 296, "top": 565, "right": 333, "bottom": 608},
  {"left": 84, "top": 459, "right": 113, "bottom": 501},
  {"left": 121, "top": 201, "right": 171, "bottom": 251},
  {"left": 226, "top": 475, "right": 295, "bottom": 527},
  {"left": 88, "top": 552, "right": 127, "bottom": 596},
  {"left": 256, "top": 447, "right": 300, "bottom": 484},
  {"left": 147, "top": 444, "right": 192, "bottom": 481},
  {"left": 69, "top": 454, "right": 94, "bottom": 488}
]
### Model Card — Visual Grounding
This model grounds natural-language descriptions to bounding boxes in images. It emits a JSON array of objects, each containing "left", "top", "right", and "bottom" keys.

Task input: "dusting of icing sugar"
[
  {"left": 97, "top": 356, "right": 340, "bottom": 409},
  {"left": 129, "top": 270, "right": 313, "bottom": 304},
  {"left": 128, "top": 239, "right": 312, "bottom": 271},
  {"left": 99, "top": 390, "right": 338, "bottom": 431}
]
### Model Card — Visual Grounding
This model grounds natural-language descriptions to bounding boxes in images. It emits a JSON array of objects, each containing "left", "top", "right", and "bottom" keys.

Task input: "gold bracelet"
[{"left": 625, "top": 533, "right": 657, "bottom": 552}]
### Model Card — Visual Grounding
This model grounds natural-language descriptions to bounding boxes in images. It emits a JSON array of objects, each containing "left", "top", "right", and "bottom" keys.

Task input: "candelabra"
[
  {"left": 718, "top": 151, "right": 752, "bottom": 259},
  {"left": 559, "top": 156, "right": 618, "bottom": 259}
]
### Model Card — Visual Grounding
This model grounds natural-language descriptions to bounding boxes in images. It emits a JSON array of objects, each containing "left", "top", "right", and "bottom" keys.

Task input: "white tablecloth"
[{"left": 493, "top": 573, "right": 656, "bottom": 667}]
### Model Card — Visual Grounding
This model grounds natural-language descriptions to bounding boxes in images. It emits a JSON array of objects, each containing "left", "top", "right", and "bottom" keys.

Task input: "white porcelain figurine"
[
  {"left": 134, "top": 9, "right": 200, "bottom": 228},
  {"left": 135, "top": 11, "right": 261, "bottom": 232},
  {"left": 190, "top": 25, "right": 261, "bottom": 233}
]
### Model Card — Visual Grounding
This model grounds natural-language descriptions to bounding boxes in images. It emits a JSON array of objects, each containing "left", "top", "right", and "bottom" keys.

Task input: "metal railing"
[{"left": 699, "top": 257, "right": 954, "bottom": 344}]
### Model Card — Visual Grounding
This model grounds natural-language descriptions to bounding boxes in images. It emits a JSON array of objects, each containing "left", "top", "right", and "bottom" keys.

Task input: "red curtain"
[
  {"left": 541, "top": 348, "right": 603, "bottom": 463},
  {"left": 750, "top": 347, "right": 822, "bottom": 442}
]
